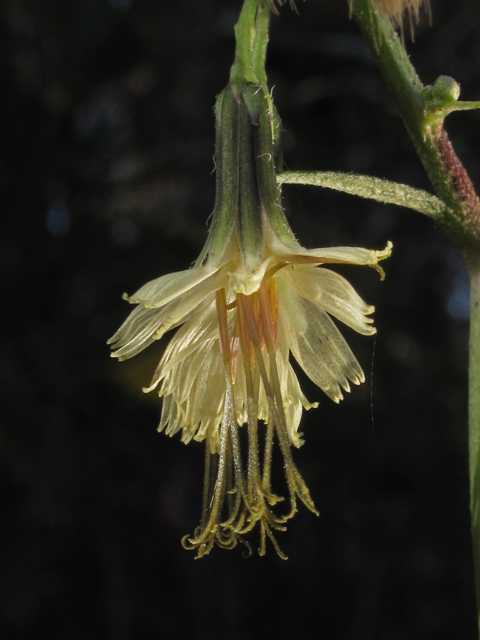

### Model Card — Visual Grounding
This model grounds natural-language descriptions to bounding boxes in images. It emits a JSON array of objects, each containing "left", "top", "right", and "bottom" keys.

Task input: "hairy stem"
[
  {"left": 469, "top": 257, "right": 480, "bottom": 630},
  {"left": 230, "top": 0, "right": 271, "bottom": 90},
  {"left": 349, "top": 0, "right": 480, "bottom": 255},
  {"left": 349, "top": 0, "right": 480, "bottom": 630},
  {"left": 278, "top": 170, "right": 451, "bottom": 222}
]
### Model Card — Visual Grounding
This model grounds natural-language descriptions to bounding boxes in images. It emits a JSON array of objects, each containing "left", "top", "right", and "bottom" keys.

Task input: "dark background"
[{"left": 1, "top": 0, "right": 479, "bottom": 638}]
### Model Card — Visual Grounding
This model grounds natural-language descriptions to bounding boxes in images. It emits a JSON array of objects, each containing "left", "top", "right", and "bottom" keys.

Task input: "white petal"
[
  {"left": 144, "top": 300, "right": 220, "bottom": 392},
  {"left": 157, "top": 341, "right": 226, "bottom": 450},
  {"left": 143, "top": 268, "right": 227, "bottom": 340},
  {"left": 301, "top": 241, "right": 392, "bottom": 268},
  {"left": 276, "top": 311, "right": 318, "bottom": 446},
  {"left": 232, "top": 349, "right": 250, "bottom": 426},
  {"left": 107, "top": 305, "right": 166, "bottom": 360},
  {"left": 280, "top": 358, "right": 319, "bottom": 447},
  {"left": 109, "top": 268, "right": 229, "bottom": 360},
  {"left": 280, "top": 288, "right": 365, "bottom": 403},
  {"left": 283, "top": 267, "right": 376, "bottom": 336},
  {"left": 150, "top": 300, "right": 232, "bottom": 451},
  {"left": 127, "top": 266, "right": 219, "bottom": 309}
]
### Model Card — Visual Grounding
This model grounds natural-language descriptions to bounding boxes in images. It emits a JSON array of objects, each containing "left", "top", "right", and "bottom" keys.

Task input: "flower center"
[{"left": 181, "top": 280, "right": 318, "bottom": 559}]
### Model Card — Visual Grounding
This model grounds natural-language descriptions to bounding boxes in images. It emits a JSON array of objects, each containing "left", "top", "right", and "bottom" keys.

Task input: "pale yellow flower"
[
  {"left": 110, "top": 231, "right": 391, "bottom": 449},
  {"left": 109, "top": 223, "right": 391, "bottom": 557},
  {"left": 108, "top": 82, "right": 392, "bottom": 558}
]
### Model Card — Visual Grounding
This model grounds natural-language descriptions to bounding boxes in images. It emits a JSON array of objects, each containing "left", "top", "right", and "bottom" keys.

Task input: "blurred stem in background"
[
  {"left": 349, "top": 0, "right": 480, "bottom": 254},
  {"left": 243, "top": 0, "right": 480, "bottom": 629},
  {"left": 347, "top": 0, "right": 480, "bottom": 631}
]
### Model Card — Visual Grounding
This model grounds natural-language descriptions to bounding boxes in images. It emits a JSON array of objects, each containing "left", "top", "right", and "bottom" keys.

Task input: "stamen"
[
  {"left": 222, "top": 364, "right": 252, "bottom": 525},
  {"left": 268, "top": 278, "right": 279, "bottom": 349},
  {"left": 252, "top": 343, "right": 298, "bottom": 517},
  {"left": 186, "top": 285, "right": 317, "bottom": 558},
  {"left": 268, "top": 351, "right": 318, "bottom": 515},
  {"left": 238, "top": 297, "right": 282, "bottom": 517},
  {"left": 236, "top": 292, "right": 289, "bottom": 551},
  {"left": 225, "top": 433, "right": 234, "bottom": 517},
  {"left": 200, "top": 445, "right": 213, "bottom": 531},
  {"left": 263, "top": 521, "right": 288, "bottom": 560},
  {"left": 229, "top": 316, "right": 240, "bottom": 383},
  {"left": 262, "top": 417, "right": 277, "bottom": 502},
  {"left": 237, "top": 293, "right": 261, "bottom": 347},
  {"left": 242, "top": 349, "right": 267, "bottom": 506},
  {"left": 216, "top": 289, "right": 231, "bottom": 361},
  {"left": 253, "top": 342, "right": 319, "bottom": 519},
  {"left": 182, "top": 356, "right": 233, "bottom": 557},
  {"left": 258, "top": 280, "right": 278, "bottom": 353}
]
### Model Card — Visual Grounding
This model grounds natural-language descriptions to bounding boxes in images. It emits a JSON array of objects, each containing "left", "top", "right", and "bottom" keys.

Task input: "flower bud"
[{"left": 199, "top": 83, "right": 298, "bottom": 278}]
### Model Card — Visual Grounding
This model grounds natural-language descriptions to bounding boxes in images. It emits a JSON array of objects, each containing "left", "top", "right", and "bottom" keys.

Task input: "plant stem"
[
  {"left": 469, "top": 256, "right": 480, "bottom": 631},
  {"left": 252, "top": 2, "right": 270, "bottom": 89},
  {"left": 349, "top": 0, "right": 480, "bottom": 255},
  {"left": 230, "top": 0, "right": 271, "bottom": 91},
  {"left": 349, "top": 0, "right": 480, "bottom": 630}
]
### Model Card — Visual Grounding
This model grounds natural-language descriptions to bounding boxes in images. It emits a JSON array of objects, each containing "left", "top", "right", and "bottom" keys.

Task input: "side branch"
[{"left": 278, "top": 170, "right": 452, "bottom": 222}]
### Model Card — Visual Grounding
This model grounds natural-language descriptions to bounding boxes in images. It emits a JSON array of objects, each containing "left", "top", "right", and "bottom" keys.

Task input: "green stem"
[
  {"left": 252, "top": 2, "right": 270, "bottom": 90},
  {"left": 469, "top": 256, "right": 480, "bottom": 631},
  {"left": 349, "top": 0, "right": 480, "bottom": 630},
  {"left": 277, "top": 170, "right": 452, "bottom": 222},
  {"left": 349, "top": 0, "right": 480, "bottom": 256},
  {"left": 230, "top": 0, "right": 271, "bottom": 91}
]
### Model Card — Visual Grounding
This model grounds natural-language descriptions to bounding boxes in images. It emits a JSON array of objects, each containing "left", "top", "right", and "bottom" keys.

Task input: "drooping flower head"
[{"left": 108, "top": 78, "right": 391, "bottom": 558}]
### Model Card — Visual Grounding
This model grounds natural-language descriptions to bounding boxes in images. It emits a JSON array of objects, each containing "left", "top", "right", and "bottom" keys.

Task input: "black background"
[{"left": 1, "top": 0, "right": 479, "bottom": 638}]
